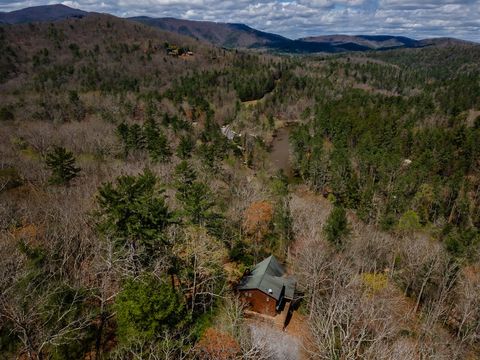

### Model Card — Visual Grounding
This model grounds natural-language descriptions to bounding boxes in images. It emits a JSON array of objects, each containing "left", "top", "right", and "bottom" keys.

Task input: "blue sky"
[{"left": 1, "top": 0, "right": 479, "bottom": 41}]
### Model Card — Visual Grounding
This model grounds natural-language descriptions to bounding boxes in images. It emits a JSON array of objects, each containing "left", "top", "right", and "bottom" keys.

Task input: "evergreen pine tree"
[
  {"left": 162, "top": 113, "right": 171, "bottom": 127},
  {"left": 143, "top": 118, "right": 171, "bottom": 162},
  {"left": 174, "top": 162, "right": 218, "bottom": 227},
  {"left": 176, "top": 135, "right": 194, "bottom": 159},
  {"left": 323, "top": 206, "right": 350, "bottom": 249},
  {"left": 97, "top": 169, "right": 172, "bottom": 267},
  {"left": 127, "top": 123, "right": 145, "bottom": 152},
  {"left": 176, "top": 181, "right": 216, "bottom": 226},
  {"left": 114, "top": 275, "right": 185, "bottom": 345},
  {"left": 174, "top": 161, "right": 197, "bottom": 188},
  {"left": 116, "top": 122, "right": 130, "bottom": 157},
  {"left": 45, "top": 146, "right": 80, "bottom": 185}
]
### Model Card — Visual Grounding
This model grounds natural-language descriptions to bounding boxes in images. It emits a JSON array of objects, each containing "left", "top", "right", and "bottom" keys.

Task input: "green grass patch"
[{"left": 20, "top": 147, "right": 41, "bottom": 160}]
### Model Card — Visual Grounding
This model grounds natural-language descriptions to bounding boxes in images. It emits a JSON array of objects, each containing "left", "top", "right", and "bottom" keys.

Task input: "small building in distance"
[
  {"left": 221, "top": 124, "right": 240, "bottom": 141},
  {"left": 237, "top": 255, "right": 296, "bottom": 317}
]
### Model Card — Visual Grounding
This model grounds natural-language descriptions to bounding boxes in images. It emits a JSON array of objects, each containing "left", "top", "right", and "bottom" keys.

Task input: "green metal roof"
[{"left": 237, "top": 255, "right": 296, "bottom": 301}]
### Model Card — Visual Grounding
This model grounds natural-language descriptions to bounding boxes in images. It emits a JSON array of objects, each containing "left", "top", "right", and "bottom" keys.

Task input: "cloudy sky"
[{"left": 1, "top": 0, "right": 479, "bottom": 41}]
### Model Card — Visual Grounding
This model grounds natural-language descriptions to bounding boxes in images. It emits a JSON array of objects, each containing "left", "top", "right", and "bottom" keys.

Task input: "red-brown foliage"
[
  {"left": 243, "top": 201, "right": 274, "bottom": 237},
  {"left": 196, "top": 328, "right": 240, "bottom": 360}
]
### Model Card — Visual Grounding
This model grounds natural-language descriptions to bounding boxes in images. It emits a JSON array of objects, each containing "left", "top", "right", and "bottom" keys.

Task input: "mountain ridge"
[
  {"left": 1, "top": 4, "right": 477, "bottom": 53},
  {"left": 0, "top": 4, "right": 87, "bottom": 24},
  {"left": 128, "top": 16, "right": 290, "bottom": 49}
]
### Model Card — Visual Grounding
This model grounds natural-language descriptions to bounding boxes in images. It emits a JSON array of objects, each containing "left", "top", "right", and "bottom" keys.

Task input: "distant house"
[
  {"left": 221, "top": 125, "right": 240, "bottom": 141},
  {"left": 237, "top": 255, "right": 296, "bottom": 317}
]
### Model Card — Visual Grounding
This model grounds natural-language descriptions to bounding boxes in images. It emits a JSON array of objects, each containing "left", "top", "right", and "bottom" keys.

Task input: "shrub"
[
  {"left": 0, "top": 167, "right": 22, "bottom": 191},
  {"left": 398, "top": 210, "right": 421, "bottom": 232},
  {"left": 0, "top": 107, "right": 14, "bottom": 121}
]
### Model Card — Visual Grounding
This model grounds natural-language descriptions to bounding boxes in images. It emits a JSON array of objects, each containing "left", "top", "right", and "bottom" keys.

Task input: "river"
[{"left": 269, "top": 126, "right": 294, "bottom": 178}]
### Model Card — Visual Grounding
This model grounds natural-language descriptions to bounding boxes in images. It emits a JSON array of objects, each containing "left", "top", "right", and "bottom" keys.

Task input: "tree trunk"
[
  {"left": 95, "top": 311, "right": 107, "bottom": 360},
  {"left": 191, "top": 254, "right": 197, "bottom": 315}
]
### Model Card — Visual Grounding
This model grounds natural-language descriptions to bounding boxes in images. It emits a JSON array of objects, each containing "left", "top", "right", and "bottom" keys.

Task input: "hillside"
[
  {"left": 0, "top": 4, "right": 87, "bottom": 24},
  {"left": 0, "top": 13, "right": 284, "bottom": 120},
  {"left": 129, "top": 16, "right": 289, "bottom": 48},
  {"left": 1, "top": 9, "right": 480, "bottom": 360},
  {"left": 419, "top": 37, "right": 478, "bottom": 47}
]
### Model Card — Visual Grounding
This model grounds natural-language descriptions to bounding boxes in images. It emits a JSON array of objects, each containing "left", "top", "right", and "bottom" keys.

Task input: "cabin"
[{"left": 237, "top": 255, "right": 296, "bottom": 317}]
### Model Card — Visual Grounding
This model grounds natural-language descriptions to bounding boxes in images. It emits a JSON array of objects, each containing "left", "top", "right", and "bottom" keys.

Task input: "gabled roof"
[{"left": 237, "top": 255, "right": 296, "bottom": 301}]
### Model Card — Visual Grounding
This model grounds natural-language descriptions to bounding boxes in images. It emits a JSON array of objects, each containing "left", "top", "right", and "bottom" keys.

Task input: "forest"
[{"left": 0, "top": 13, "right": 479, "bottom": 360}]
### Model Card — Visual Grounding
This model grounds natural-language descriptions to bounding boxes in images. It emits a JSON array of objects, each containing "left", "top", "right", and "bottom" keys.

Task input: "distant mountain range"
[
  {"left": 0, "top": 4, "right": 476, "bottom": 53},
  {"left": 128, "top": 17, "right": 372, "bottom": 53},
  {"left": 300, "top": 34, "right": 419, "bottom": 50}
]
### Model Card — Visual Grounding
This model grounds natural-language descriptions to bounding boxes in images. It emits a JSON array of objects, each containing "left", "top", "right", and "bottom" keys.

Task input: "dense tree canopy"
[{"left": 1, "top": 13, "right": 480, "bottom": 360}]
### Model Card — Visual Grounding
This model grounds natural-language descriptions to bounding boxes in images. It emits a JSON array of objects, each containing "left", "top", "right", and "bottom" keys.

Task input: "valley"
[{"left": 0, "top": 4, "right": 479, "bottom": 360}]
